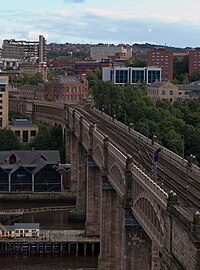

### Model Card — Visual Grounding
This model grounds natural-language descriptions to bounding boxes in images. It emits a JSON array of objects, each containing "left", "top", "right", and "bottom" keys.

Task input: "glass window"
[
  {"left": 162, "top": 90, "right": 166, "bottom": 95},
  {"left": 170, "top": 90, "right": 173, "bottom": 95},
  {"left": 115, "top": 69, "right": 128, "bottom": 84}
]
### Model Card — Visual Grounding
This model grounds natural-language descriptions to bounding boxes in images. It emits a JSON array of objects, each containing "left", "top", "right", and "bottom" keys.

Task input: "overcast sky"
[{"left": 0, "top": 0, "right": 200, "bottom": 47}]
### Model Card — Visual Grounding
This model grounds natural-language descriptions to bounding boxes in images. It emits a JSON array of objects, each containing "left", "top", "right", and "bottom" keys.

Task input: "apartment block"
[
  {"left": 189, "top": 48, "right": 200, "bottom": 75},
  {"left": 0, "top": 76, "right": 9, "bottom": 128},
  {"left": 147, "top": 48, "right": 173, "bottom": 81},
  {"left": 1, "top": 35, "right": 46, "bottom": 63},
  {"left": 102, "top": 66, "right": 161, "bottom": 85}
]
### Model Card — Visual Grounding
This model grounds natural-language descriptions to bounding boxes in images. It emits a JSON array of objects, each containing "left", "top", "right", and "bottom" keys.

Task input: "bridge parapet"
[{"left": 131, "top": 163, "right": 168, "bottom": 209}]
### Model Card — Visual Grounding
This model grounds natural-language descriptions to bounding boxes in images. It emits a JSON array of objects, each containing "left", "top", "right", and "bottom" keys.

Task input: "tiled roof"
[{"left": 0, "top": 150, "right": 60, "bottom": 165}]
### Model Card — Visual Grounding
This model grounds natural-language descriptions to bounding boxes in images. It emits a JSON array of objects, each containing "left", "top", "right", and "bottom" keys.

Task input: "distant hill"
[{"left": 132, "top": 43, "right": 190, "bottom": 52}]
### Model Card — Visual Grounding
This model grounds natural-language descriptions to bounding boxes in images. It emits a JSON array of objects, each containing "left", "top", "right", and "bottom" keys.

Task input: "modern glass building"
[{"left": 103, "top": 66, "right": 161, "bottom": 85}]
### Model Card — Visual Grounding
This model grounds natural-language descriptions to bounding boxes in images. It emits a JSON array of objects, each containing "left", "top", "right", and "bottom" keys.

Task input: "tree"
[
  {"left": 191, "top": 70, "right": 200, "bottom": 82},
  {"left": 0, "top": 129, "right": 21, "bottom": 151},
  {"left": 125, "top": 58, "right": 147, "bottom": 67}
]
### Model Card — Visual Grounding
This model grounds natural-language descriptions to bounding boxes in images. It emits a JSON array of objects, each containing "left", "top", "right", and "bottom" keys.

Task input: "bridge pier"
[
  {"left": 98, "top": 178, "right": 122, "bottom": 270},
  {"left": 85, "top": 158, "right": 101, "bottom": 236},
  {"left": 121, "top": 210, "right": 152, "bottom": 270},
  {"left": 69, "top": 133, "right": 79, "bottom": 192},
  {"left": 76, "top": 144, "right": 87, "bottom": 213}
]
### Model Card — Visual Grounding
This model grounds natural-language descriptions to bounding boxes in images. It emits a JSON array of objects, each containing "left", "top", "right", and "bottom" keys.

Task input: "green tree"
[
  {"left": 0, "top": 129, "right": 21, "bottom": 151},
  {"left": 191, "top": 70, "right": 200, "bottom": 82}
]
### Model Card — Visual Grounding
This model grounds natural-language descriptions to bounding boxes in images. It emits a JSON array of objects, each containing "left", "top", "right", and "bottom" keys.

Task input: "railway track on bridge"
[{"left": 75, "top": 105, "right": 200, "bottom": 209}]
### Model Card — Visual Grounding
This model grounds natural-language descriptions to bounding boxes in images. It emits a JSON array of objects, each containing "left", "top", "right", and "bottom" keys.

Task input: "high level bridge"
[{"left": 9, "top": 99, "right": 200, "bottom": 270}]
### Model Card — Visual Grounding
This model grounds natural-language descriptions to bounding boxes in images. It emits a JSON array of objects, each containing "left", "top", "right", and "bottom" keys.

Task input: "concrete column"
[
  {"left": 76, "top": 144, "right": 87, "bottom": 213},
  {"left": 85, "top": 159, "right": 101, "bottom": 236},
  {"left": 8, "top": 174, "right": 11, "bottom": 192},
  {"left": 32, "top": 174, "right": 34, "bottom": 192},
  {"left": 65, "top": 127, "right": 72, "bottom": 164},
  {"left": 70, "top": 133, "right": 79, "bottom": 192},
  {"left": 121, "top": 210, "right": 151, "bottom": 270},
  {"left": 99, "top": 178, "right": 122, "bottom": 270}
]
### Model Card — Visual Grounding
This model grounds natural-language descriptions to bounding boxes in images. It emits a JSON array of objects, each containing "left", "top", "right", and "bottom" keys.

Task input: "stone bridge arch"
[
  {"left": 133, "top": 192, "right": 165, "bottom": 246},
  {"left": 108, "top": 162, "right": 125, "bottom": 197},
  {"left": 93, "top": 144, "right": 104, "bottom": 168}
]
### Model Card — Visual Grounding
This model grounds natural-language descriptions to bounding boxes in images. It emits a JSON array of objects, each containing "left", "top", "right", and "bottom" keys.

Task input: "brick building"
[
  {"left": 147, "top": 48, "right": 173, "bottom": 81},
  {"left": 44, "top": 75, "right": 88, "bottom": 103},
  {"left": 189, "top": 48, "right": 200, "bottom": 75},
  {"left": 0, "top": 75, "right": 9, "bottom": 128}
]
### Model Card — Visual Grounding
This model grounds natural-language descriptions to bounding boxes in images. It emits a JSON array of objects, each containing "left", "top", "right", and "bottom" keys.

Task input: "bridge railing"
[
  {"left": 131, "top": 164, "right": 168, "bottom": 209},
  {"left": 93, "top": 107, "right": 200, "bottom": 176}
]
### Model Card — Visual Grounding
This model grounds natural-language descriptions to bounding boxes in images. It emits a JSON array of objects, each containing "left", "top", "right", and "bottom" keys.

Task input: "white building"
[{"left": 102, "top": 66, "right": 161, "bottom": 85}]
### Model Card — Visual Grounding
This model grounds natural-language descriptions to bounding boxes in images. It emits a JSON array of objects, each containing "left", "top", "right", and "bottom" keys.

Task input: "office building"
[
  {"left": 9, "top": 119, "right": 38, "bottom": 143},
  {"left": 0, "top": 75, "right": 9, "bottom": 128},
  {"left": 90, "top": 45, "right": 132, "bottom": 60},
  {"left": 147, "top": 48, "right": 173, "bottom": 81},
  {"left": 102, "top": 66, "right": 161, "bottom": 85},
  {"left": 44, "top": 75, "right": 88, "bottom": 102}
]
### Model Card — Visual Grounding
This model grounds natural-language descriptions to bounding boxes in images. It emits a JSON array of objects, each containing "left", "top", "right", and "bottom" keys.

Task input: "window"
[
  {"left": 170, "top": 90, "right": 173, "bottom": 95},
  {"left": 23, "top": 130, "right": 28, "bottom": 143},
  {"left": 0, "top": 85, "right": 5, "bottom": 92},
  {"left": 162, "top": 90, "right": 166, "bottom": 95}
]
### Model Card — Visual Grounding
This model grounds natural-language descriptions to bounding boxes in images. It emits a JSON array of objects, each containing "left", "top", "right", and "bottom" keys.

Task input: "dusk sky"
[{"left": 1, "top": 0, "right": 200, "bottom": 47}]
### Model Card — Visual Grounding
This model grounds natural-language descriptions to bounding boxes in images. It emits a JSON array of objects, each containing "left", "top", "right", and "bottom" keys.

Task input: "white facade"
[{"left": 102, "top": 66, "right": 161, "bottom": 85}]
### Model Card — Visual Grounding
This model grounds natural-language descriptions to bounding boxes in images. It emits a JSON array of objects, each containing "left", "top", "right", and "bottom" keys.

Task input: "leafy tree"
[
  {"left": 0, "top": 129, "right": 21, "bottom": 151},
  {"left": 125, "top": 58, "right": 147, "bottom": 67},
  {"left": 191, "top": 70, "right": 200, "bottom": 82}
]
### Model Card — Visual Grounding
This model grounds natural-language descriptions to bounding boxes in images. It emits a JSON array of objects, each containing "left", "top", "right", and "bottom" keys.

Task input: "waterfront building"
[
  {"left": 102, "top": 66, "right": 161, "bottom": 85},
  {"left": 147, "top": 48, "right": 173, "bottom": 81},
  {"left": 0, "top": 150, "right": 62, "bottom": 192}
]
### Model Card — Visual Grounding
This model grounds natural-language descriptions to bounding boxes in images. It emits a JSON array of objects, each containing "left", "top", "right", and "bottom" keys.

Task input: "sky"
[{"left": 1, "top": 0, "right": 200, "bottom": 47}]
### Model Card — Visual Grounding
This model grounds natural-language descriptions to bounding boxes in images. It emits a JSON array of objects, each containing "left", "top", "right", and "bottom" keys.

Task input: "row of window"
[
  {"left": 161, "top": 90, "right": 189, "bottom": 95},
  {"left": 47, "top": 86, "right": 85, "bottom": 93}
]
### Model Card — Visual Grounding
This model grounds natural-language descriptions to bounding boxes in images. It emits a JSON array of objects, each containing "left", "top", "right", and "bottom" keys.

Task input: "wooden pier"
[{"left": 0, "top": 230, "right": 100, "bottom": 257}]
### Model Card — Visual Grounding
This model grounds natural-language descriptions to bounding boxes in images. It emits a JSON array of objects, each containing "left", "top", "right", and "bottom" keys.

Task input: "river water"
[{"left": 0, "top": 201, "right": 98, "bottom": 270}]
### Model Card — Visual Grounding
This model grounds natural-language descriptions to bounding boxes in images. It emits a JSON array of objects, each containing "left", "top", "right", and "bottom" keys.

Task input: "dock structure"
[{"left": 0, "top": 230, "right": 100, "bottom": 257}]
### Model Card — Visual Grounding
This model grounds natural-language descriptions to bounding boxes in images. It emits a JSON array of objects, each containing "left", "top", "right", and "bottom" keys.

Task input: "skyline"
[{"left": 1, "top": 0, "right": 200, "bottom": 47}]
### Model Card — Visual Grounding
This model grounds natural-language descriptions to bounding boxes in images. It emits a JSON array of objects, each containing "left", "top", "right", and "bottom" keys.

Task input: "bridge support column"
[
  {"left": 98, "top": 178, "right": 122, "bottom": 270},
  {"left": 121, "top": 210, "right": 151, "bottom": 270},
  {"left": 85, "top": 158, "right": 101, "bottom": 236},
  {"left": 76, "top": 145, "right": 87, "bottom": 213},
  {"left": 65, "top": 127, "right": 72, "bottom": 164},
  {"left": 70, "top": 133, "right": 79, "bottom": 192}
]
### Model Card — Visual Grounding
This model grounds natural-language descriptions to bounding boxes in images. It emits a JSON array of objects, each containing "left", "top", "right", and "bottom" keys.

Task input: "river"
[{"left": 0, "top": 201, "right": 98, "bottom": 269}]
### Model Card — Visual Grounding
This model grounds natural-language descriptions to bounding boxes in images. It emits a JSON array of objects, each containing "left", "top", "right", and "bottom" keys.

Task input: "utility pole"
[{"left": 152, "top": 148, "right": 161, "bottom": 183}]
